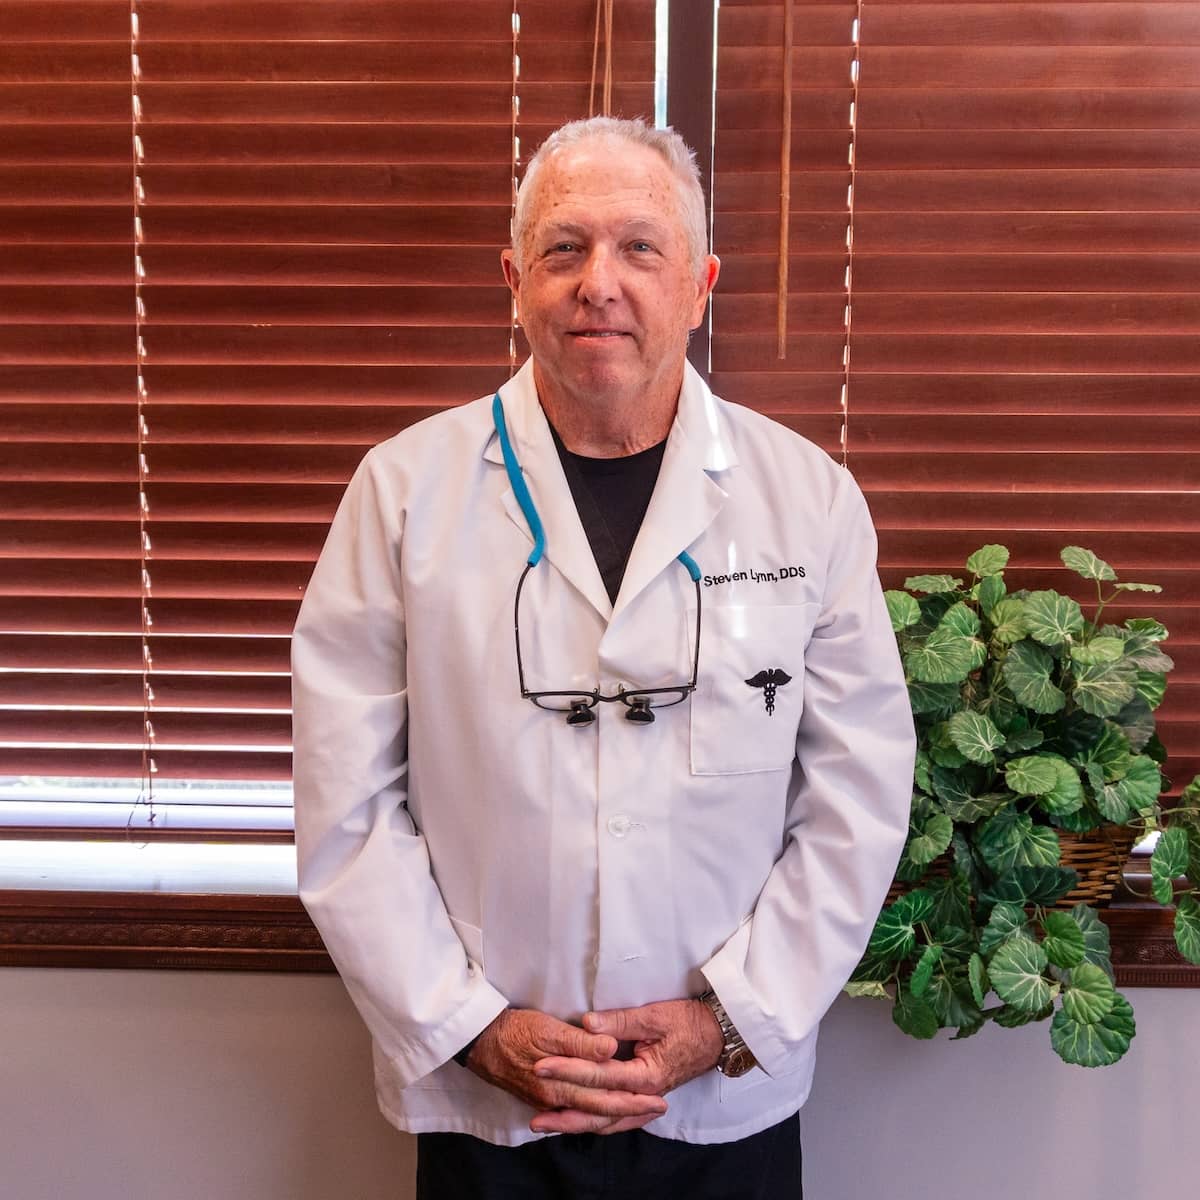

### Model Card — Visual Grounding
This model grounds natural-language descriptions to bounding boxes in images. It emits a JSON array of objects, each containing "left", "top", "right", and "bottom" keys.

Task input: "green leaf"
[
  {"left": 1005, "top": 755, "right": 1060, "bottom": 797},
  {"left": 909, "top": 943, "right": 942, "bottom": 997},
  {"left": 1117, "top": 633, "right": 1174, "bottom": 674},
  {"left": 908, "top": 812, "right": 954, "bottom": 866},
  {"left": 850, "top": 953, "right": 896, "bottom": 984},
  {"left": 977, "top": 810, "right": 1060, "bottom": 873},
  {"left": 868, "top": 908, "right": 917, "bottom": 961},
  {"left": 925, "top": 973, "right": 983, "bottom": 1029},
  {"left": 1072, "top": 722, "right": 1132, "bottom": 784},
  {"left": 1024, "top": 590, "right": 1085, "bottom": 647},
  {"left": 914, "top": 750, "right": 933, "bottom": 794},
  {"left": 951, "top": 1017, "right": 987, "bottom": 1041},
  {"left": 1073, "top": 660, "right": 1137, "bottom": 718},
  {"left": 1061, "top": 962, "right": 1116, "bottom": 1025},
  {"left": 1125, "top": 617, "right": 1169, "bottom": 643},
  {"left": 929, "top": 722, "right": 969, "bottom": 767},
  {"left": 988, "top": 597, "right": 1028, "bottom": 645},
  {"left": 1095, "top": 783, "right": 1134, "bottom": 824},
  {"left": 1151, "top": 826, "right": 1189, "bottom": 905},
  {"left": 981, "top": 866, "right": 1078, "bottom": 908},
  {"left": 906, "top": 627, "right": 978, "bottom": 685},
  {"left": 1051, "top": 802, "right": 1105, "bottom": 836},
  {"left": 1174, "top": 894, "right": 1200, "bottom": 965},
  {"left": 844, "top": 980, "right": 891, "bottom": 999},
  {"left": 980, "top": 902, "right": 1028, "bottom": 956},
  {"left": 892, "top": 985, "right": 940, "bottom": 1039},
  {"left": 1005, "top": 728, "right": 1045, "bottom": 754},
  {"left": 948, "top": 710, "right": 1007, "bottom": 765},
  {"left": 941, "top": 601, "right": 981, "bottom": 638},
  {"left": 1070, "top": 904, "right": 1114, "bottom": 979},
  {"left": 988, "top": 935, "right": 1053, "bottom": 1013},
  {"left": 1003, "top": 640, "right": 1066, "bottom": 714},
  {"left": 951, "top": 829, "right": 985, "bottom": 894},
  {"left": 885, "top": 589, "right": 921, "bottom": 632},
  {"left": 1050, "top": 996, "right": 1134, "bottom": 1067},
  {"left": 1060, "top": 546, "right": 1116, "bottom": 582},
  {"left": 868, "top": 890, "right": 935, "bottom": 960},
  {"left": 995, "top": 1003, "right": 1053, "bottom": 1029},
  {"left": 1069, "top": 637, "right": 1126, "bottom": 666},
  {"left": 1114, "top": 582, "right": 1162, "bottom": 594},
  {"left": 968, "top": 953, "right": 989, "bottom": 1007},
  {"left": 904, "top": 574, "right": 963, "bottom": 595},
  {"left": 1036, "top": 756, "right": 1085, "bottom": 817},
  {"left": 1134, "top": 670, "right": 1168, "bottom": 711},
  {"left": 908, "top": 679, "right": 962, "bottom": 716},
  {"left": 978, "top": 573, "right": 1007, "bottom": 617},
  {"left": 1098, "top": 755, "right": 1162, "bottom": 823},
  {"left": 967, "top": 544, "right": 1010, "bottom": 578},
  {"left": 1041, "top": 910, "right": 1086, "bottom": 969},
  {"left": 927, "top": 874, "right": 972, "bottom": 935},
  {"left": 1112, "top": 695, "right": 1156, "bottom": 752}
]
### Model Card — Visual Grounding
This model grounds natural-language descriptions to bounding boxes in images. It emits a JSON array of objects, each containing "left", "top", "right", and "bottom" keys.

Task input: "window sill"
[{"left": 0, "top": 889, "right": 1195, "bottom": 984}]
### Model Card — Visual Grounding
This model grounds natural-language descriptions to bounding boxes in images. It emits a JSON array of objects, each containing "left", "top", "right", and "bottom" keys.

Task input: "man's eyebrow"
[
  {"left": 539, "top": 222, "right": 588, "bottom": 240},
  {"left": 538, "top": 218, "right": 672, "bottom": 240}
]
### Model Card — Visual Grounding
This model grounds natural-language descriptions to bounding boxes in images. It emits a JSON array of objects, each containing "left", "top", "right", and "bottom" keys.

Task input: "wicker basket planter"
[{"left": 888, "top": 826, "right": 1140, "bottom": 911}]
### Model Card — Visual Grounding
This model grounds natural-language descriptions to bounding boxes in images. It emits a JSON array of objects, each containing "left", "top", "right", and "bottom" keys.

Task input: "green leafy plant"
[{"left": 849, "top": 546, "right": 1200, "bottom": 1066}]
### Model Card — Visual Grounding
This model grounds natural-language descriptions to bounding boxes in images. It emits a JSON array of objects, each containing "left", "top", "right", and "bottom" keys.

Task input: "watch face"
[{"left": 721, "top": 1046, "right": 758, "bottom": 1079}]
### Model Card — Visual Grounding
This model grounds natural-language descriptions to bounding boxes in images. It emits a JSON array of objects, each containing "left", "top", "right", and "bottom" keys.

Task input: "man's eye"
[
  {"left": 631, "top": 241, "right": 653, "bottom": 252},
  {"left": 550, "top": 242, "right": 577, "bottom": 253}
]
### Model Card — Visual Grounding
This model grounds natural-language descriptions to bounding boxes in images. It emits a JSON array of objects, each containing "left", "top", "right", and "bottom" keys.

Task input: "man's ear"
[
  {"left": 690, "top": 254, "right": 721, "bottom": 329},
  {"left": 500, "top": 247, "right": 521, "bottom": 296}
]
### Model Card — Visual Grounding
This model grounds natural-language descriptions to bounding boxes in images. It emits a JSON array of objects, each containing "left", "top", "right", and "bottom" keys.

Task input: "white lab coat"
[{"left": 291, "top": 358, "right": 916, "bottom": 1147}]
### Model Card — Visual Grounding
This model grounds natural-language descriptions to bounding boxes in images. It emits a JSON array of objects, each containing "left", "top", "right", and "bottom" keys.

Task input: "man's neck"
[{"left": 534, "top": 364, "right": 683, "bottom": 458}]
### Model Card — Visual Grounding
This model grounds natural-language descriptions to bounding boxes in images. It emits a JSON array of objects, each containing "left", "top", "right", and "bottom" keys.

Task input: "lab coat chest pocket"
[{"left": 691, "top": 603, "right": 819, "bottom": 775}]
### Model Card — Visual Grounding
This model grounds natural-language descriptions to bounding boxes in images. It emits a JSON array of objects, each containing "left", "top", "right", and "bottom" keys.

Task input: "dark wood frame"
[{"left": 0, "top": 885, "right": 1195, "bottom": 985}]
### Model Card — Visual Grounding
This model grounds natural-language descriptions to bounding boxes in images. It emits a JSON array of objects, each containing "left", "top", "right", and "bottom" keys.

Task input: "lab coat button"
[{"left": 607, "top": 814, "right": 631, "bottom": 837}]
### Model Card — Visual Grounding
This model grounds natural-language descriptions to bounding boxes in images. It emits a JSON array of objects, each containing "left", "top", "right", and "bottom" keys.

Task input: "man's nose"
[{"left": 577, "top": 247, "right": 621, "bottom": 305}]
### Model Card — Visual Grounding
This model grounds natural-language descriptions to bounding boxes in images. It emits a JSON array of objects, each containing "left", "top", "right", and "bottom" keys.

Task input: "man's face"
[{"left": 501, "top": 140, "right": 719, "bottom": 414}]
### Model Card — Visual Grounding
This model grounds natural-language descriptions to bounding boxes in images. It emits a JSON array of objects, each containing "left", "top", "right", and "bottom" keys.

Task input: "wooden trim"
[
  {"left": 0, "top": 827, "right": 295, "bottom": 844},
  {"left": 0, "top": 889, "right": 1194, "bottom": 984},
  {"left": 0, "top": 890, "right": 332, "bottom": 973}
]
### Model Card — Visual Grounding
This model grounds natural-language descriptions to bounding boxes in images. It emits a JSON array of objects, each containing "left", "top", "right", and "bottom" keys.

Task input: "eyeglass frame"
[
  {"left": 492, "top": 390, "right": 703, "bottom": 721},
  {"left": 512, "top": 558, "right": 702, "bottom": 715}
]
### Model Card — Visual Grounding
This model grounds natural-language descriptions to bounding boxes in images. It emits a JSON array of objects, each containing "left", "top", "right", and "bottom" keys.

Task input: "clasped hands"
[{"left": 465, "top": 999, "right": 725, "bottom": 1136}]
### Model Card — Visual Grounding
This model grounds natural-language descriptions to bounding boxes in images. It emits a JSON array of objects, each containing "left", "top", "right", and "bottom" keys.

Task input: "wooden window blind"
[
  {"left": 711, "top": 0, "right": 1198, "bottom": 798},
  {"left": 0, "top": 0, "right": 654, "bottom": 836}
]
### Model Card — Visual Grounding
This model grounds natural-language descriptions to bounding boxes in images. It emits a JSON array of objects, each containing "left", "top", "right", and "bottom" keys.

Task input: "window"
[{"left": 1, "top": 0, "right": 1192, "bottom": 980}]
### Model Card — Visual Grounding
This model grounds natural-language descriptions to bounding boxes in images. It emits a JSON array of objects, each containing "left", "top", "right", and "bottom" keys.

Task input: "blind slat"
[{"left": 4, "top": 0, "right": 656, "bottom": 815}]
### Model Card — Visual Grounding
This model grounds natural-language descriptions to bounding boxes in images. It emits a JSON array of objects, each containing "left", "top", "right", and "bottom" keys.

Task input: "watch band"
[
  {"left": 452, "top": 1031, "right": 482, "bottom": 1068},
  {"left": 699, "top": 988, "right": 758, "bottom": 1078}
]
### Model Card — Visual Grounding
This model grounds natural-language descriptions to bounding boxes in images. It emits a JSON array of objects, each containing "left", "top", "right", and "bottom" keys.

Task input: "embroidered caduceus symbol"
[{"left": 745, "top": 668, "right": 793, "bottom": 716}]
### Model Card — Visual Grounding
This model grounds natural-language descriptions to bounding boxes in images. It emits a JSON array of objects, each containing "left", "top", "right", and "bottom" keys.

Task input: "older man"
[{"left": 292, "top": 117, "right": 916, "bottom": 1197}]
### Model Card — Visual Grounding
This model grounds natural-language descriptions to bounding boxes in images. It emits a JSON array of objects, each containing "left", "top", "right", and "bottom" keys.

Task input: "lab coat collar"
[{"left": 483, "top": 358, "right": 738, "bottom": 620}]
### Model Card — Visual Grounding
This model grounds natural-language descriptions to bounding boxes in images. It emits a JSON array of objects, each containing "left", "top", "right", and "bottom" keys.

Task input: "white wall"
[{"left": 1, "top": 969, "right": 1196, "bottom": 1200}]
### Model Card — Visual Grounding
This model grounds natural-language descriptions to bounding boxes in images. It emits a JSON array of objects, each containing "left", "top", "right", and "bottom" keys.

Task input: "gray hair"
[{"left": 511, "top": 116, "right": 708, "bottom": 274}]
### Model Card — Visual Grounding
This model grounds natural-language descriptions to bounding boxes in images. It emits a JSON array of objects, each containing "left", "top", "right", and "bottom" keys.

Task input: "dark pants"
[{"left": 416, "top": 1112, "right": 802, "bottom": 1200}]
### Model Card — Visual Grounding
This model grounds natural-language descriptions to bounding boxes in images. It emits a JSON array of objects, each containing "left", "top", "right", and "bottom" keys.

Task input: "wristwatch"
[{"left": 699, "top": 988, "right": 758, "bottom": 1078}]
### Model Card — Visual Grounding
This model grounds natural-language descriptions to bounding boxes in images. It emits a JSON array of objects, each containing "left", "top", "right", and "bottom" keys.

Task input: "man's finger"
[
  {"left": 583, "top": 1005, "right": 662, "bottom": 1043},
  {"left": 555, "top": 1025, "right": 618, "bottom": 1062},
  {"left": 530, "top": 1107, "right": 665, "bottom": 1137},
  {"left": 533, "top": 1055, "right": 656, "bottom": 1094},
  {"left": 538, "top": 1080, "right": 666, "bottom": 1121}
]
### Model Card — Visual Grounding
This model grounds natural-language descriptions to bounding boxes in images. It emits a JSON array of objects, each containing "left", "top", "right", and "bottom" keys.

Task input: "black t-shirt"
[{"left": 549, "top": 424, "right": 667, "bottom": 604}]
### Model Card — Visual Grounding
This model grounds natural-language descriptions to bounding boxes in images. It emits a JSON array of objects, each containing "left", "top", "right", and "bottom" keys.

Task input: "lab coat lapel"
[
  {"left": 612, "top": 363, "right": 738, "bottom": 620},
  {"left": 487, "top": 362, "right": 613, "bottom": 619}
]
